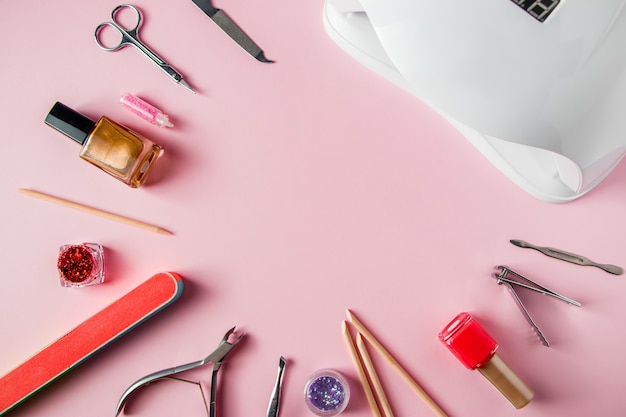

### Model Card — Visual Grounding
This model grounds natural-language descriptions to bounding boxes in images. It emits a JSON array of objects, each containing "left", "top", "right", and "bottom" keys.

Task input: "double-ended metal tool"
[
  {"left": 510, "top": 239, "right": 623, "bottom": 275},
  {"left": 115, "top": 326, "right": 243, "bottom": 417},
  {"left": 493, "top": 266, "right": 581, "bottom": 347}
]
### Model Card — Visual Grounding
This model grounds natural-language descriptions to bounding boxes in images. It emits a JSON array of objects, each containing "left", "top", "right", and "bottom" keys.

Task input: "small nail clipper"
[
  {"left": 492, "top": 266, "right": 581, "bottom": 347},
  {"left": 115, "top": 326, "right": 244, "bottom": 416}
]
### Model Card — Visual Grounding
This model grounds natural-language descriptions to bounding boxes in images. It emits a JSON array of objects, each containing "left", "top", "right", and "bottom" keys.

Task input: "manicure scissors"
[
  {"left": 115, "top": 327, "right": 244, "bottom": 417},
  {"left": 95, "top": 4, "right": 195, "bottom": 92}
]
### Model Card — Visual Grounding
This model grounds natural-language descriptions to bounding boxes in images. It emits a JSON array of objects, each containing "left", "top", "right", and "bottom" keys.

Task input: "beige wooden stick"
[
  {"left": 356, "top": 332, "right": 395, "bottom": 417},
  {"left": 19, "top": 188, "right": 172, "bottom": 235},
  {"left": 341, "top": 321, "right": 382, "bottom": 417},
  {"left": 346, "top": 309, "right": 448, "bottom": 417}
]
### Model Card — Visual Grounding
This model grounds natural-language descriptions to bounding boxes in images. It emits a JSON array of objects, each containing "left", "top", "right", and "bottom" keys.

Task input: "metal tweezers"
[
  {"left": 115, "top": 326, "right": 244, "bottom": 417},
  {"left": 492, "top": 266, "right": 581, "bottom": 347}
]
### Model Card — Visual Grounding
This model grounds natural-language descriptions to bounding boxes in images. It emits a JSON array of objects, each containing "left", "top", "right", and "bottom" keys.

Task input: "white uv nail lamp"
[{"left": 323, "top": 0, "right": 626, "bottom": 202}]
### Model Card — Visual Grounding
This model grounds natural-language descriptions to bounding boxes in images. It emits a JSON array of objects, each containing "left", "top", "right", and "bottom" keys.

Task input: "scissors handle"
[
  {"left": 94, "top": 22, "right": 124, "bottom": 51},
  {"left": 94, "top": 4, "right": 142, "bottom": 51},
  {"left": 111, "top": 4, "right": 142, "bottom": 29}
]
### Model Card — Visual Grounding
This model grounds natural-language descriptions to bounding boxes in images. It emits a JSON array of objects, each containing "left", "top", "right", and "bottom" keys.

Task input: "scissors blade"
[{"left": 191, "top": 0, "right": 273, "bottom": 63}]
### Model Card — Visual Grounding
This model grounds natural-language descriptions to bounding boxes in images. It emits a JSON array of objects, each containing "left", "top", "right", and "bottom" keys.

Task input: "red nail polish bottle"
[{"left": 438, "top": 312, "right": 534, "bottom": 409}]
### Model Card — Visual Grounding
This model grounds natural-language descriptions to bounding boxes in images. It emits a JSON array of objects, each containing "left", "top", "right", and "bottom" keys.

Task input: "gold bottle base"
[{"left": 478, "top": 354, "right": 534, "bottom": 409}]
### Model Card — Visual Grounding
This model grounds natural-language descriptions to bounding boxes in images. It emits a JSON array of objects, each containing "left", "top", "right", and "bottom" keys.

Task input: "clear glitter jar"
[
  {"left": 57, "top": 243, "right": 105, "bottom": 287},
  {"left": 304, "top": 369, "right": 350, "bottom": 416}
]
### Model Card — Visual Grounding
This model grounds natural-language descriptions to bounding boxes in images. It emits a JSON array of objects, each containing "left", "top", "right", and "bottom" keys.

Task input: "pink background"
[{"left": 2, "top": 1, "right": 626, "bottom": 416}]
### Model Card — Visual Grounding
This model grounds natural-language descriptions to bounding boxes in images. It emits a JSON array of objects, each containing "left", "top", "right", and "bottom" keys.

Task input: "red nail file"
[{"left": 0, "top": 271, "right": 184, "bottom": 415}]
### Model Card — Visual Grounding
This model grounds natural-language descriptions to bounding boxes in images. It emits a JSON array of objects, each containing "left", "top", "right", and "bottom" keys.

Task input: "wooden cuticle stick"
[
  {"left": 19, "top": 188, "right": 172, "bottom": 235},
  {"left": 341, "top": 321, "right": 382, "bottom": 417},
  {"left": 346, "top": 309, "right": 448, "bottom": 417}
]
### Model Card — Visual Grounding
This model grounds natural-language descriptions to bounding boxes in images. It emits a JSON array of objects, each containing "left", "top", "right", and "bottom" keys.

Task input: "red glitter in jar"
[{"left": 57, "top": 243, "right": 105, "bottom": 287}]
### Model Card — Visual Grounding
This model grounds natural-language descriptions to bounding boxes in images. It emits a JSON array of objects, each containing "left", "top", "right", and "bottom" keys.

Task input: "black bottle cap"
[{"left": 45, "top": 102, "right": 96, "bottom": 145}]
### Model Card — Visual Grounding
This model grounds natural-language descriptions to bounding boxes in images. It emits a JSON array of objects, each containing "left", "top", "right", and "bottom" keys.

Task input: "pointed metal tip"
[
  {"left": 179, "top": 79, "right": 196, "bottom": 94},
  {"left": 510, "top": 239, "right": 525, "bottom": 247},
  {"left": 255, "top": 51, "right": 274, "bottom": 63}
]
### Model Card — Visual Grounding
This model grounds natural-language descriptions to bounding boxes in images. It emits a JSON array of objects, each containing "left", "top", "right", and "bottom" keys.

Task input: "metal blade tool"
[{"left": 191, "top": 0, "right": 273, "bottom": 62}]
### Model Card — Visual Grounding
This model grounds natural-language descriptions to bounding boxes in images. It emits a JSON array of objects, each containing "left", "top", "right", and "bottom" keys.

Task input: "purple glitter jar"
[{"left": 304, "top": 369, "right": 350, "bottom": 416}]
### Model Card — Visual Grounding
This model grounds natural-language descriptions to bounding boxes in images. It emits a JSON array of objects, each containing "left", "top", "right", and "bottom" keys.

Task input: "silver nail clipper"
[
  {"left": 115, "top": 326, "right": 244, "bottom": 417},
  {"left": 492, "top": 266, "right": 581, "bottom": 347}
]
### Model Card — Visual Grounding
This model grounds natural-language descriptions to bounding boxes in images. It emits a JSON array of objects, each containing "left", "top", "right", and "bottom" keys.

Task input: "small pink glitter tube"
[{"left": 120, "top": 93, "right": 173, "bottom": 128}]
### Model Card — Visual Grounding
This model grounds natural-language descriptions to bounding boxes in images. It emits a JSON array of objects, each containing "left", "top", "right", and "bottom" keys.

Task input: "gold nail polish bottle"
[{"left": 45, "top": 102, "right": 164, "bottom": 188}]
